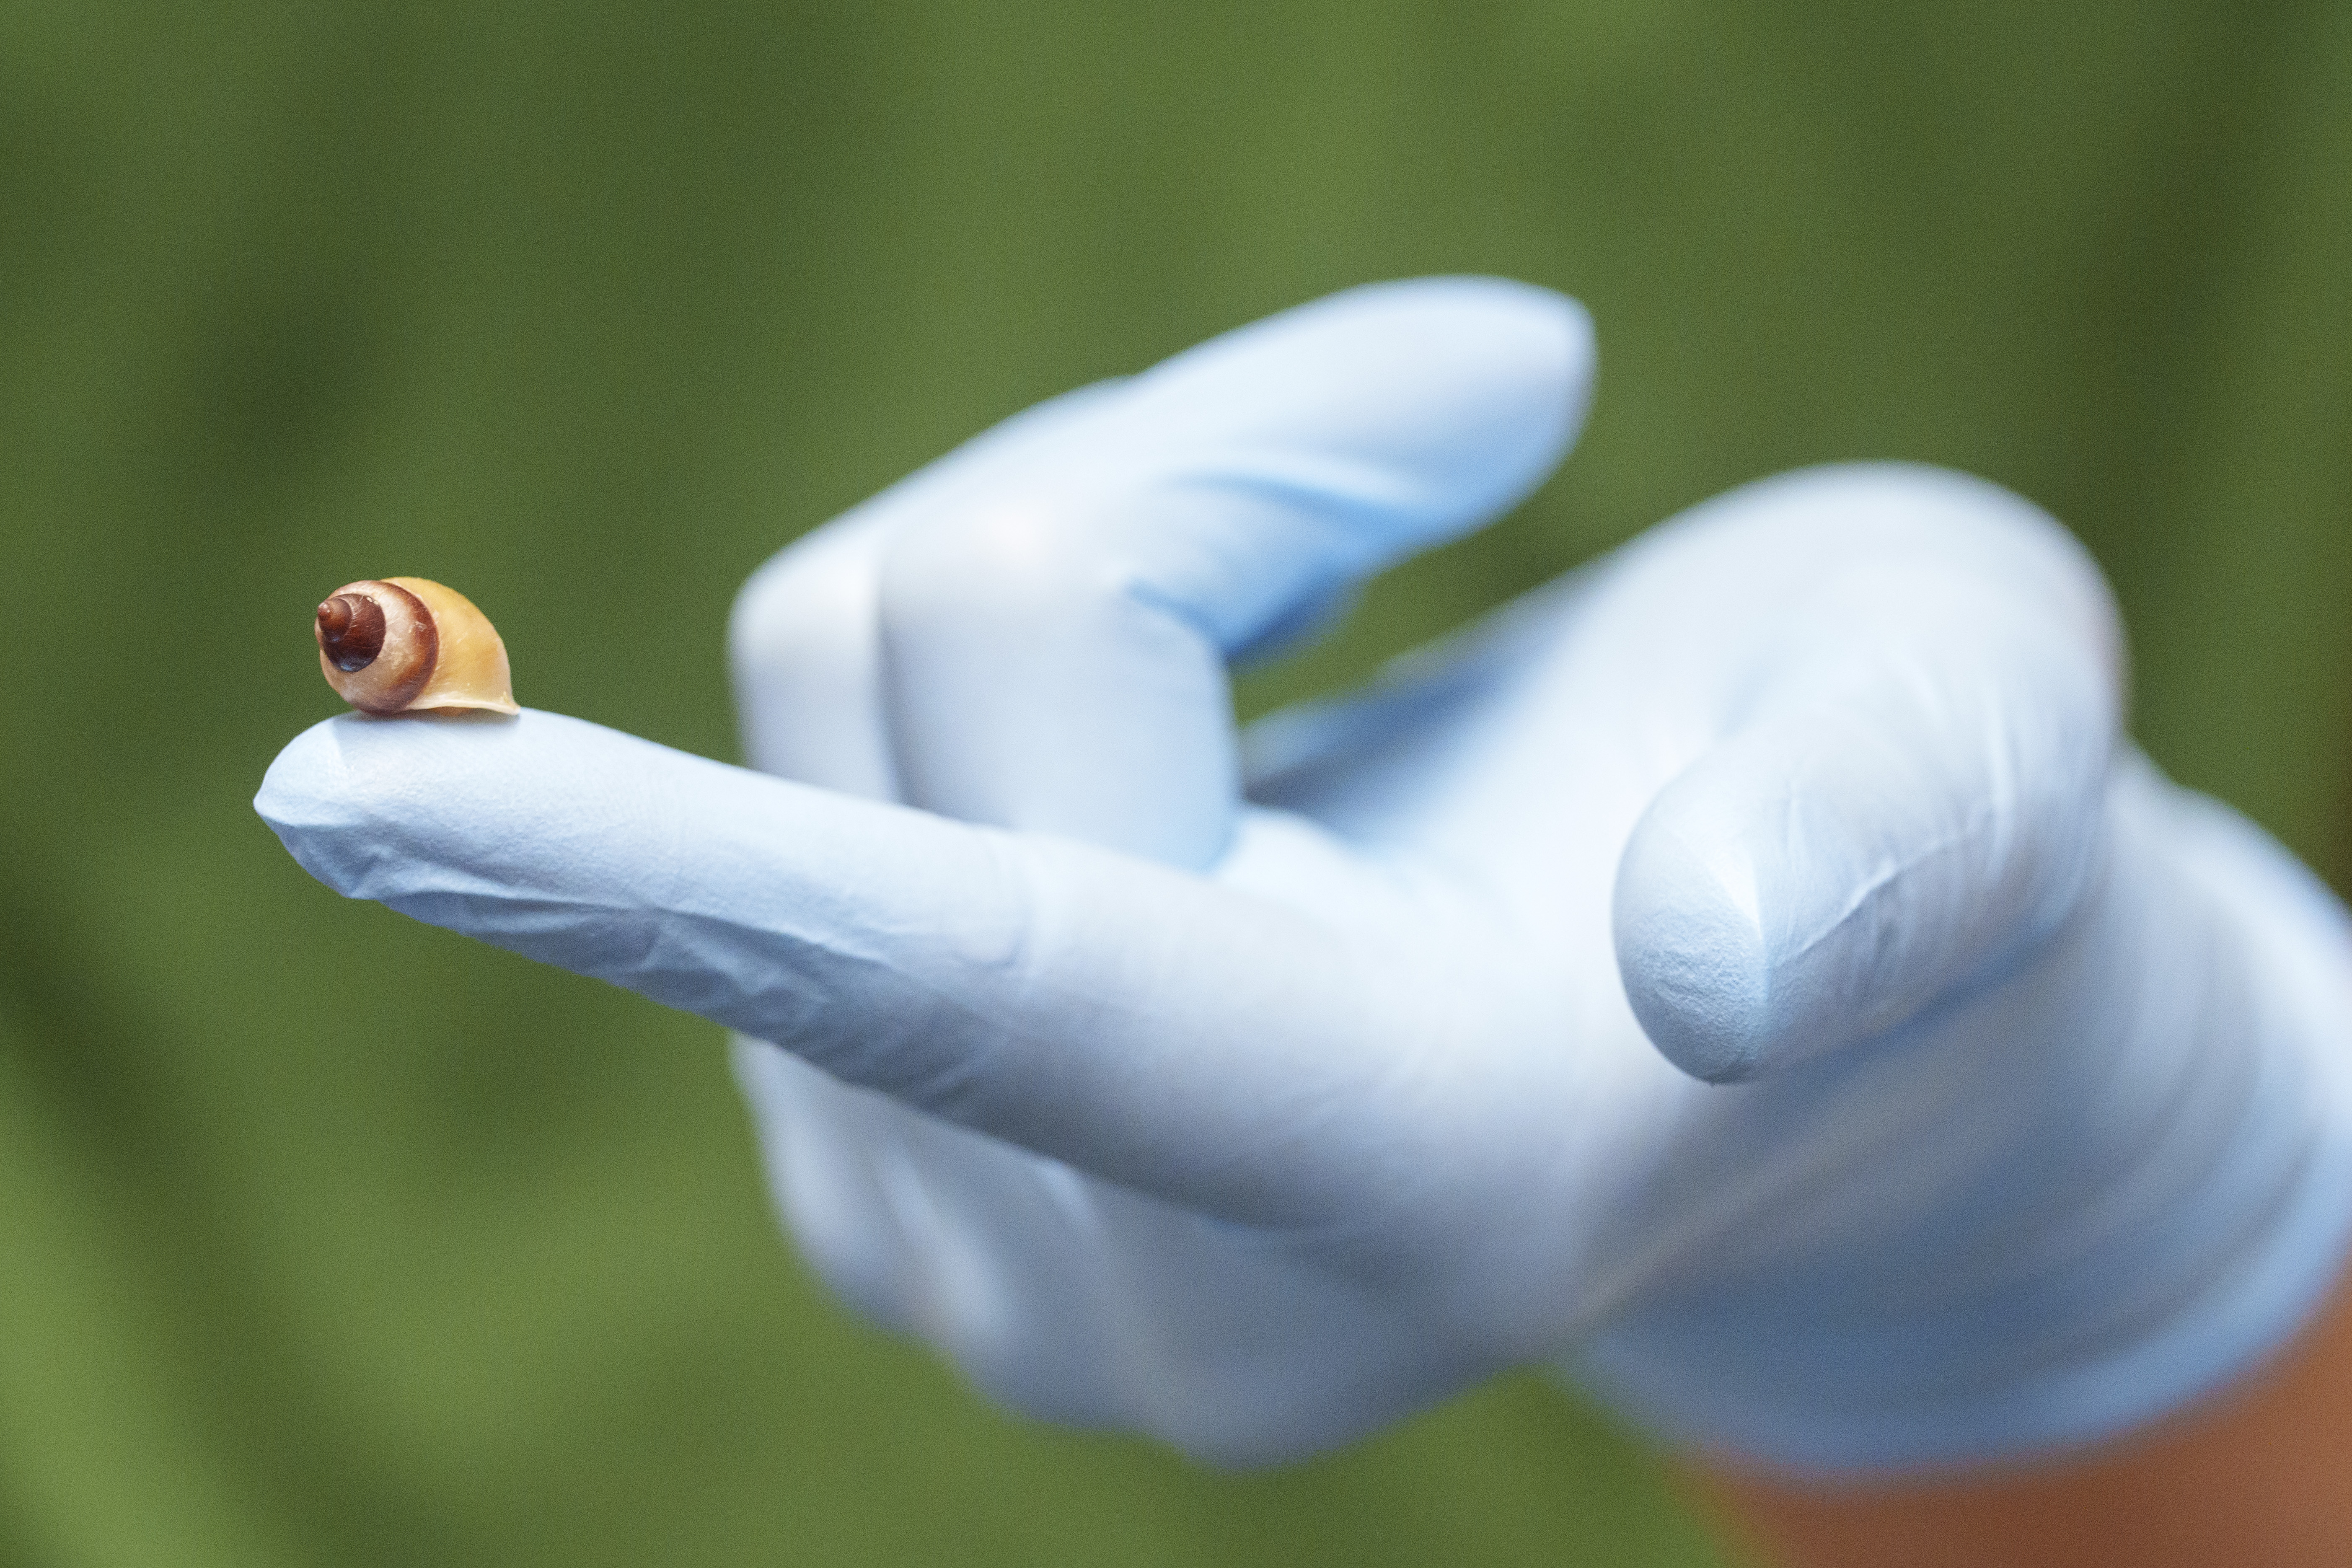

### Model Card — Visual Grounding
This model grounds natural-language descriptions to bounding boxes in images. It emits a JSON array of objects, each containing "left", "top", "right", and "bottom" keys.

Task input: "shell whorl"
[{"left": 317, "top": 593, "right": 389, "bottom": 672}]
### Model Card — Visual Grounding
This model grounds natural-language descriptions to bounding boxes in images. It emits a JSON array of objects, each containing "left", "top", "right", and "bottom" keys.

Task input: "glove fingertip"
[
  {"left": 255, "top": 714, "right": 368, "bottom": 893},
  {"left": 1324, "top": 275, "right": 1597, "bottom": 476},
  {"left": 1612, "top": 810, "right": 1775, "bottom": 1084},
  {"left": 256, "top": 709, "right": 553, "bottom": 905}
]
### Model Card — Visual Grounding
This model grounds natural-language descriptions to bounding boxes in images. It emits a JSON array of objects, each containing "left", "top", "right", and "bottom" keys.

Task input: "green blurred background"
[{"left": 3, "top": 3, "right": 2347, "bottom": 1564}]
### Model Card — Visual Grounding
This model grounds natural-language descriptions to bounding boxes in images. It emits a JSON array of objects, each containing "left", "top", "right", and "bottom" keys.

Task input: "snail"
[{"left": 315, "top": 577, "right": 520, "bottom": 716}]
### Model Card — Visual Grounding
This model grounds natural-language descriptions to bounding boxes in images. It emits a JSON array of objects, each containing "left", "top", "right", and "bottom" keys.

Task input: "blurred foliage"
[{"left": 0, "top": 1, "right": 2347, "bottom": 1563}]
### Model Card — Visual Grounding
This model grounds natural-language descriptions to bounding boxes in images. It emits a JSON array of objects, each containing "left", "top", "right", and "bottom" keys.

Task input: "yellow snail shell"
[{"left": 315, "top": 577, "right": 519, "bottom": 716}]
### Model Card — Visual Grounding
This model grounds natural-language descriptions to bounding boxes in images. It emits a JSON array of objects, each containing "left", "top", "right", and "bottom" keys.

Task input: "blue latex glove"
[{"left": 258, "top": 279, "right": 2352, "bottom": 1474}]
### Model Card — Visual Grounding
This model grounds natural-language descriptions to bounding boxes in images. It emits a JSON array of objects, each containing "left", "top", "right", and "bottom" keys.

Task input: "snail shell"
[{"left": 315, "top": 577, "right": 519, "bottom": 716}]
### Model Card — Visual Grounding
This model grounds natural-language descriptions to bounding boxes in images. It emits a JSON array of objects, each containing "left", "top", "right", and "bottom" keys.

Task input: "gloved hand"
[{"left": 257, "top": 279, "right": 2352, "bottom": 1475}]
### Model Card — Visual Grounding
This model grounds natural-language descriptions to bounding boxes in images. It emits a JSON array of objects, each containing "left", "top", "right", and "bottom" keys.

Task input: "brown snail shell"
[{"left": 315, "top": 577, "right": 519, "bottom": 716}]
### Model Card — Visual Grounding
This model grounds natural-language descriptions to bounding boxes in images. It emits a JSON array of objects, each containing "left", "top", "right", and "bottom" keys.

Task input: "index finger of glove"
[{"left": 256, "top": 709, "right": 1409, "bottom": 1228}]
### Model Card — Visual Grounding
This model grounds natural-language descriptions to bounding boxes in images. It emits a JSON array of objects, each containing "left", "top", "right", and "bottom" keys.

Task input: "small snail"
[{"left": 315, "top": 577, "right": 519, "bottom": 716}]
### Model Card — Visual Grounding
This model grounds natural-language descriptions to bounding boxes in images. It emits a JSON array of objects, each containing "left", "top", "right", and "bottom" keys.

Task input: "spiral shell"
[{"left": 315, "top": 577, "right": 519, "bottom": 716}]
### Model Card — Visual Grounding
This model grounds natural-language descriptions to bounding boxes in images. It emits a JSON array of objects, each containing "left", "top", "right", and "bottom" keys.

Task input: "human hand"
[{"left": 258, "top": 280, "right": 2352, "bottom": 1472}]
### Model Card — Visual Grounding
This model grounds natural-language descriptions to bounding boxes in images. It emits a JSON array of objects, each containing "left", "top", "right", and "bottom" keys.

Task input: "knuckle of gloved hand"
[
  {"left": 877, "top": 499, "right": 1120, "bottom": 642},
  {"left": 729, "top": 537, "right": 875, "bottom": 679}
]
